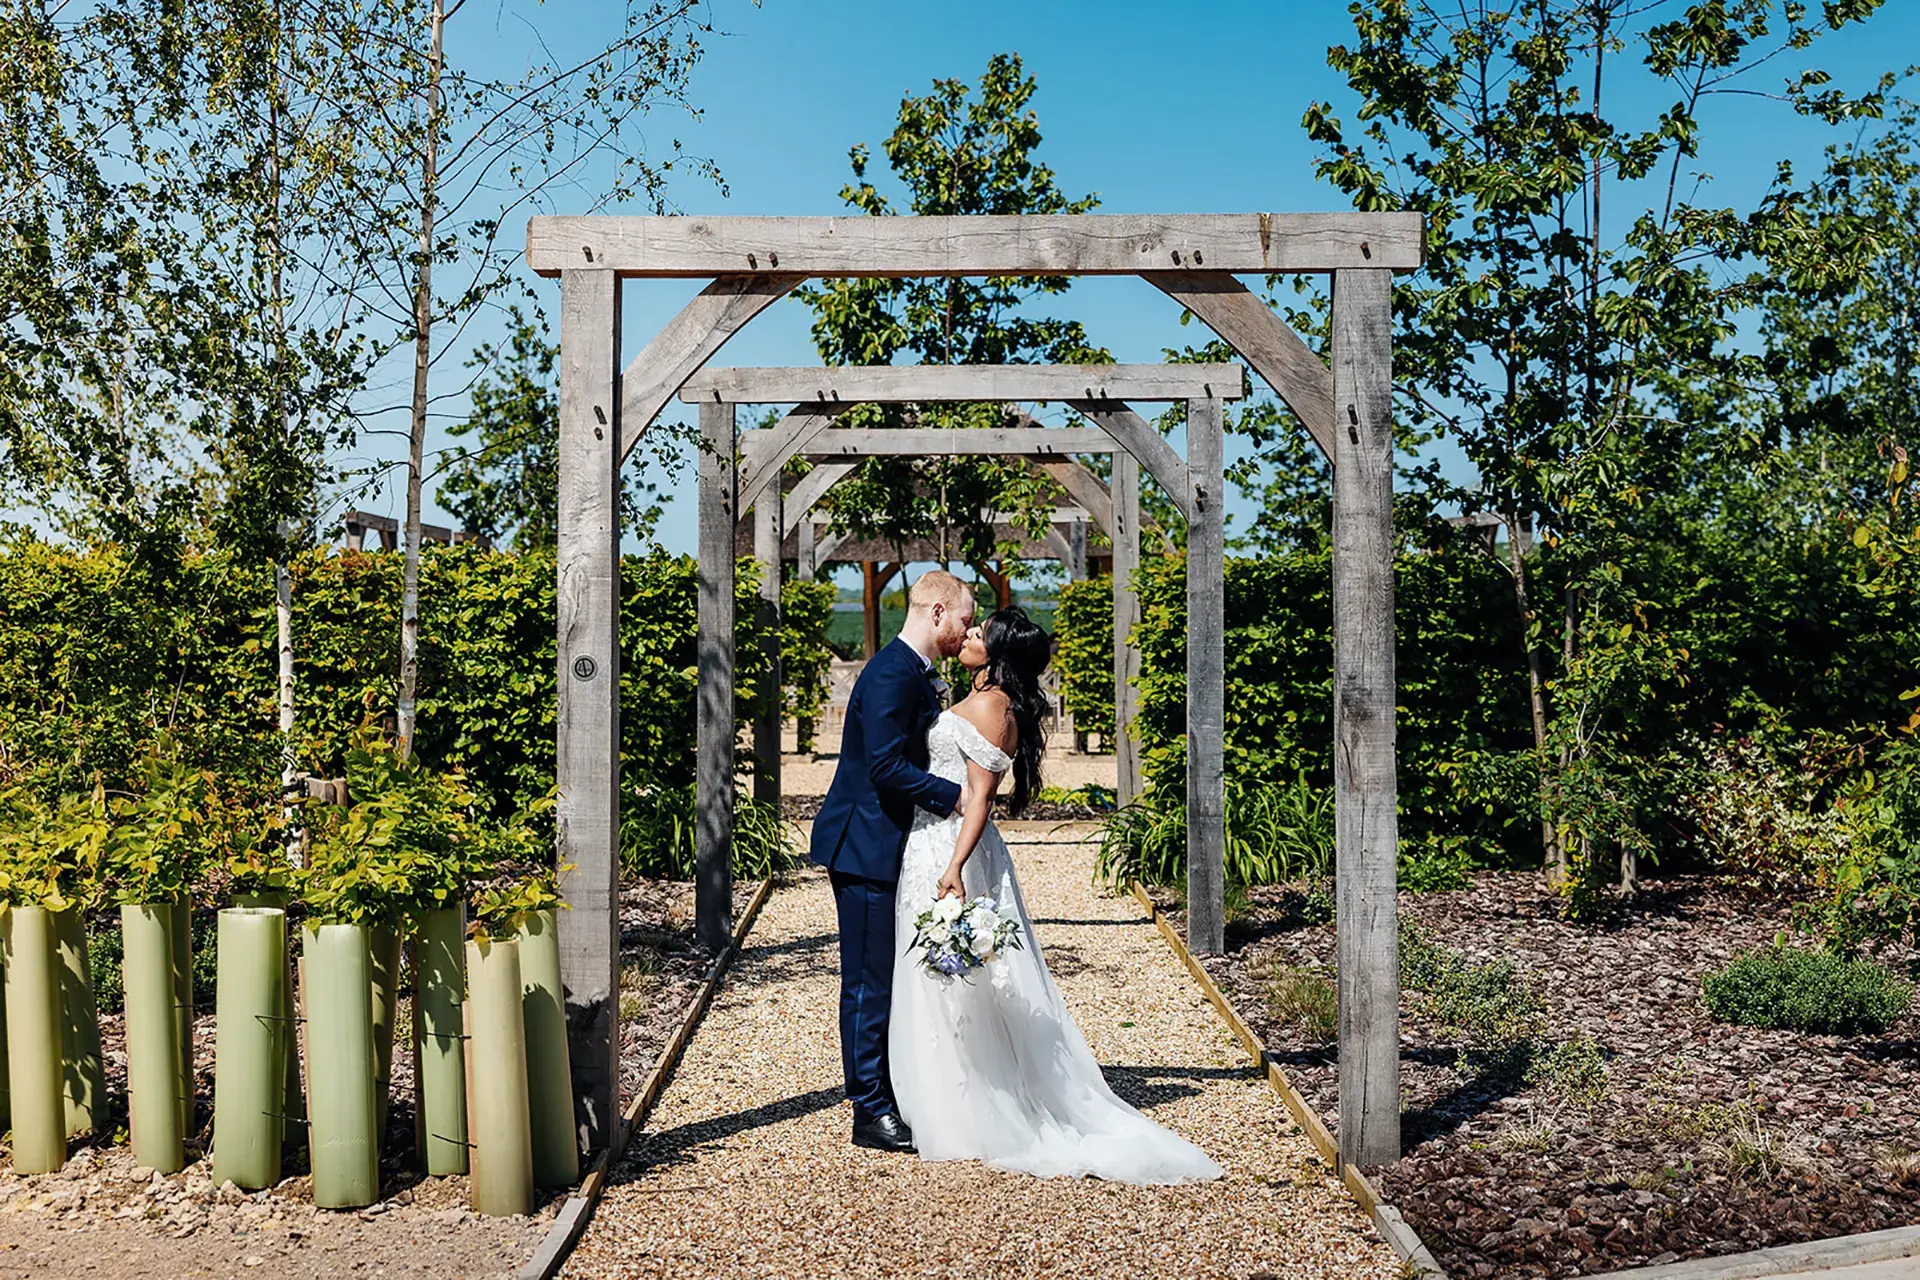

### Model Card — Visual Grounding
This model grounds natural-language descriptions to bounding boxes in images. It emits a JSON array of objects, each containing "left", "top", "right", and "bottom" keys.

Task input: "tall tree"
[
  {"left": 439, "top": 309, "right": 678, "bottom": 550},
  {"left": 800, "top": 53, "right": 1108, "bottom": 650},
  {"left": 1303, "top": 0, "right": 1885, "bottom": 902}
]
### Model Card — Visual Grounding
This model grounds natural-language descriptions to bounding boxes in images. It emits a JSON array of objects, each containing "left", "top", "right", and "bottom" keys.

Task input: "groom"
[{"left": 809, "top": 570, "right": 975, "bottom": 1153}]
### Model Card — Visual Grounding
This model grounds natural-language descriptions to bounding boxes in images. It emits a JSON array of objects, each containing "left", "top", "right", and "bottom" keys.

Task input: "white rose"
[
  {"left": 925, "top": 922, "right": 952, "bottom": 946},
  {"left": 966, "top": 906, "right": 999, "bottom": 935},
  {"left": 933, "top": 894, "right": 965, "bottom": 923},
  {"left": 967, "top": 929, "right": 995, "bottom": 958}
]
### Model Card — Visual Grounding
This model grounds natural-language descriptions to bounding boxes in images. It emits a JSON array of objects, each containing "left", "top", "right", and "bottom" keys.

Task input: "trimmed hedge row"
[{"left": 0, "top": 536, "right": 835, "bottom": 821}]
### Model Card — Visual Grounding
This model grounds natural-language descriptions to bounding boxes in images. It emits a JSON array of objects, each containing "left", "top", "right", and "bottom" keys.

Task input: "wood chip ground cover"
[
  {"left": 1151, "top": 872, "right": 1920, "bottom": 1278},
  {"left": 0, "top": 878, "right": 739, "bottom": 1279},
  {"left": 564, "top": 829, "right": 1401, "bottom": 1280}
]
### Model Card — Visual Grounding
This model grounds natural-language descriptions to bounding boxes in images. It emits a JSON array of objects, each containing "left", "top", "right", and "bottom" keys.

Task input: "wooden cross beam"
[
  {"left": 680, "top": 362, "right": 1245, "bottom": 405},
  {"left": 528, "top": 212, "right": 1424, "bottom": 278}
]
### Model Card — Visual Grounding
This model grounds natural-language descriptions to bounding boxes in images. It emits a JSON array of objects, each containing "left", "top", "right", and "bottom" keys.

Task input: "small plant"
[
  {"left": 1033, "top": 783, "right": 1116, "bottom": 812},
  {"left": 105, "top": 747, "right": 218, "bottom": 906},
  {"left": 1398, "top": 835, "right": 1474, "bottom": 893},
  {"left": 620, "top": 783, "right": 801, "bottom": 881},
  {"left": 1699, "top": 1108, "right": 1817, "bottom": 1181},
  {"left": 1702, "top": 941, "right": 1911, "bottom": 1035},
  {"left": 1259, "top": 962, "right": 1338, "bottom": 1043},
  {"left": 1875, "top": 1146, "right": 1920, "bottom": 1183},
  {"left": 1525, "top": 1032, "right": 1609, "bottom": 1111},
  {"left": 1399, "top": 919, "right": 1546, "bottom": 1069},
  {"left": 1494, "top": 1108, "right": 1558, "bottom": 1153},
  {"left": 468, "top": 795, "right": 567, "bottom": 941}
]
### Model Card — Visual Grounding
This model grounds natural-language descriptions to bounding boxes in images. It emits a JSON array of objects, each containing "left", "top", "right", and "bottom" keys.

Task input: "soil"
[
  {"left": 1149, "top": 871, "right": 1920, "bottom": 1279},
  {"left": 0, "top": 877, "right": 748, "bottom": 1279}
]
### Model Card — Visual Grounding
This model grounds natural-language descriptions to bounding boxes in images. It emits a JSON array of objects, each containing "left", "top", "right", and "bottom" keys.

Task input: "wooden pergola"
[
  {"left": 530, "top": 211, "right": 1422, "bottom": 1172},
  {"left": 687, "top": 362, "right": 1238, "bottom": 831}
]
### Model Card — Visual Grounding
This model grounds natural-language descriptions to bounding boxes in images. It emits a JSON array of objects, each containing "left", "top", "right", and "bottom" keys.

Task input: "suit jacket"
[{"left": 809, "top": 637, "right": 962, "bottom": 882}]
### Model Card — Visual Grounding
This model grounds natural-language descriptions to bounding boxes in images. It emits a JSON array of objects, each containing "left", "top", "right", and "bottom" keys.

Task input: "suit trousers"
[{"left": 829, "top": 869, "right": 899, "bottom": 1121}]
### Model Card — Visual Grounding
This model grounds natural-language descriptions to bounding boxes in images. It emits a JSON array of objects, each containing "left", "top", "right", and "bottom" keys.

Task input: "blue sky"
[{"left": 361, "top": 0, "right": 1914, "bottom": 563}]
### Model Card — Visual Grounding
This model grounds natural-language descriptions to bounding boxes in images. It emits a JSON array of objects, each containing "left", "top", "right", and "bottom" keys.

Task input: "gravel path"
[{"left": 563, "top": 828, "right": 1400, "bottom": 1280}]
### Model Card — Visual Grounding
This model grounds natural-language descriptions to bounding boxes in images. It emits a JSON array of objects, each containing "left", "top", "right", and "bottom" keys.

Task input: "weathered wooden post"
[
  {"left": 1184, "top": 395, "right": 1227, "bottom": 956},
  {"left": 753, "top": 487, "right": 783, "bottom": 811},
  {"left": 1112, "top": 452, "right": 1142, "bottom": 804},
  {"left": 554, "top": 268, "right": 622, "bottom": 1158},
  {"left": 696, "top": 401, "right": 738, "bottom": 953},
  {"left": 1332, "top": 266, "right": 1400, "bottom": 1169}
]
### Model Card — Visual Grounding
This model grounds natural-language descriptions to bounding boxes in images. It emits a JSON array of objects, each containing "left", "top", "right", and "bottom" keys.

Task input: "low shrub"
[
  {"left": 1399, "top": 835, "right": 1475, "bottom": 893},
  {"left": 1525, "top": 1032, "right": 1609, "bottom": 1110},
  {"left": 1400, "top": 920, "right": 1547, "bottom": 1069},
  {"left": 1701, "top": 942, "right": 1911, "bottom": 1035}
]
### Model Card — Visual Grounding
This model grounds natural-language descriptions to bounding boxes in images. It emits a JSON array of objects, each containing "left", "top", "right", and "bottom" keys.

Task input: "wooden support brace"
[
  {"left": 1112, "top": 451, "right": 1143, "bottom": 806},
  {"left": 618, "top": 274, "right": 803, "bottom": 462},
  {"left": 752, "top": 490, "right": 782, "bottom": 812},
  {"left": 554, "top": 269, "right": 623, "bottom": 1158},
  {"left": 1184, "top": 396, "right": 1227, "bottom": 956},
  {"left": 695, "top": 402, "right": 738, "bottom": 953},
  {"left": 1066, "top": 402, "right": 1193, "bottom": 518},
  {"left": 1146, "top": 271, "right": 1338, "bottom": 460},
  {"left": 1331, "top": 267, "right": 1400, "bottom": 1170}
]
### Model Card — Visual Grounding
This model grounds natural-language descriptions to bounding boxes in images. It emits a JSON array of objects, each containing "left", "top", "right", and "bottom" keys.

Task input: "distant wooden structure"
[
  {"left": 531, "top": 211, "right": 1422, "bottom": 1172},
  {"left": 341, "top": 509, "right": 490, "bottom": 552}
]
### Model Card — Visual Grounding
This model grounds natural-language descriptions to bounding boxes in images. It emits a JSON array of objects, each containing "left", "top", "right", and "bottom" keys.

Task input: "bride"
[{"left": 888, "top": 606, "right": 1223, "bottom": 1185}]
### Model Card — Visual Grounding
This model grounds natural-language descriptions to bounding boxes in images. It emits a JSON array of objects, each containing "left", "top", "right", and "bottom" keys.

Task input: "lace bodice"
[{"left": 925, "top": 709, "right": 1012, "bottom": 786}]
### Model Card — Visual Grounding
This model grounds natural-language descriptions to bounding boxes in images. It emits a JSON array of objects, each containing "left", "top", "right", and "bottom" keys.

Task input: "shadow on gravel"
[
  {"left": 610, "top": 1087, "right": 846, "bottom": 1186},
  {"left": 1103, "top": 1064, "right": 1252, "bottom": 1112},
  {"left": 1030, "top": 916, "right": 1148, "bottom": 928}
]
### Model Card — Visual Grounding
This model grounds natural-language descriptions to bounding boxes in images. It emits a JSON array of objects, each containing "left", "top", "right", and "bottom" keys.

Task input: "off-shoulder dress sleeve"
[{"left": 949, "top": 713, "right": 1013, "bottom": 774}]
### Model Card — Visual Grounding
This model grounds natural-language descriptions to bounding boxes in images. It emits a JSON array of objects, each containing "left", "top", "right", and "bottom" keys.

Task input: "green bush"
[
  {"left": 1262, "top": 962, "right": 1338, "bottom": 1043},
  {"left": 1400, "top": 920, "right": 1546, "bottom": 1068},
  {"left": 1400, "top": 835, "right": 1475, "bottom": 893},
  {"left": 620, "top": 783, "right": 803, "bottom": 882},
  {"left": 1702, "top": 943, "right": 1912, "bottom": 1035}
]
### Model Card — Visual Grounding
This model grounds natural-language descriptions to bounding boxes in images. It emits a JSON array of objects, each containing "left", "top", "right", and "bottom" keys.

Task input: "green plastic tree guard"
[
  {"left": 413, "top": 906, "right": 468, "bottom": 1175},
  {"left": 0, "top": 953, "right": 10, "bottom": 1132},
  {"left": 170, "top": 896, "right": 194, "bottom": 1134},
  {"left": 369, "top": 923, "right": 401, "bottom": 1147},
  {"left": 212, "top": 907, "right": 286, "bottom": 1189},
  {"left": 466, "top": 935, "right": 533, "bottom": 1217},
  {"left": 122, "top": 903, "right": 184, "bottom": 1173},
  {"left": 303, "top": 922, "right": 379, "bottom": 1209},
  {"left": 515, "top": 909, "right": 578, "bottom": 1187},
  {"left": 234, "top": 890, "right": 305, "bottom": 1148},
  {"left": 53, "top": 907, "right": 106, "bottom": 1137},
  {"left": 2, "top": 906, "right": 67, "bottom": 1174}
]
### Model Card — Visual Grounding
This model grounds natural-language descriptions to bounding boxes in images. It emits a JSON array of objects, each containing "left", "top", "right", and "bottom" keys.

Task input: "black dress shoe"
[{"left": 851, "top": 1113, "right": 917, "bottom": 1153}]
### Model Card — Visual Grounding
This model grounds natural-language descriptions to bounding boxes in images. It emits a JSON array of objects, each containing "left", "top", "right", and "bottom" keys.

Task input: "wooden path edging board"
[
  {"left": 517, "top": 875, "right": 776, "bottom": 1280},
  {"left": 1585, "top": 1223, "right": 1920, "bottom": 1279},
  {"left": 1127, "top": 881, "right": 1448, "bottom": 1280}
]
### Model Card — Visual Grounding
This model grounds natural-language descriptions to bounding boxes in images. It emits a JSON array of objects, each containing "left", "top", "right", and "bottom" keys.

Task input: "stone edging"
[
  {"left": 1586, "top": 1222, "right": 1920, "bottom": 1279},
  {"left": 1127, "top": 880, "right": 1449, "bottom": 1280},
  {"left": 517, "top": 875, "right": 777, "bottom": 1280}
]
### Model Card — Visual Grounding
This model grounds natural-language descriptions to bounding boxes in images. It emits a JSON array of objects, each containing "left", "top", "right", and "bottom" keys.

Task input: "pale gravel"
[{"left": 563, "top": 825, "right": 1402, "bottom": 1280}]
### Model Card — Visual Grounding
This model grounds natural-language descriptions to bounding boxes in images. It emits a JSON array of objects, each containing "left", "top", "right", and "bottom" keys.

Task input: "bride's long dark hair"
[{"left": 975, "top": 606, "right": 1052, "bottom": 815}]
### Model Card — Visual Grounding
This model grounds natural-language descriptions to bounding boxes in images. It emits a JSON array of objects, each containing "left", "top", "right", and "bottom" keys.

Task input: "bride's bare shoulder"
[{"left": 952, "top": 689, "right": 1016, "bottom": 753}]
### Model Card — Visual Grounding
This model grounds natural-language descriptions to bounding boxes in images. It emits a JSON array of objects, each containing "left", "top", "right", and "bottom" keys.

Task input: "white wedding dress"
[{"left": 888, "top": 709, "right": 1224, "bottom": 1184}]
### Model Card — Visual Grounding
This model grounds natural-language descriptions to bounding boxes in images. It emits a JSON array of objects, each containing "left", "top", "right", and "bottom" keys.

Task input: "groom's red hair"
[{"left": 907, "top": 570, "right": 969, "bottom": 615}]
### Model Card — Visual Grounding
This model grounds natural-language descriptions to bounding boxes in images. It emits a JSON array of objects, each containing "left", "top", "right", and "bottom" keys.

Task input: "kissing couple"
[{"left": 807, "top": 570, "right": 1222, "bottom": 1184}]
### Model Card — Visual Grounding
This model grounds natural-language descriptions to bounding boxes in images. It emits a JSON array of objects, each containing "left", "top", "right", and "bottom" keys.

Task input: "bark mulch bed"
[
  {"left": 0, "top": 876, "right": 751, "bottom": 1279},
  {"left": 1147, "top": 872, "right": 1920, "bottom": 1279}
]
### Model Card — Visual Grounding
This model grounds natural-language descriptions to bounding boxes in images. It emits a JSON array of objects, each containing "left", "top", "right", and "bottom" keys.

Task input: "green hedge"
[
  {"left": 1109, "top": 548, "right": 1532, "bottom": 858},
  {"left": 1053, "top": 577, "right": 1113, "bottom": 740},
  {"left": 0, "top": 537, "right": 835, "bottom": 821}
]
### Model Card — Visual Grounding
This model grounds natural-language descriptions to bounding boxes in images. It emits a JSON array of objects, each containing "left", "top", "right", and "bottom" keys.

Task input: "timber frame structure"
[{"left": 530, "top": 211, "right": 1423, "bottom": 1174}]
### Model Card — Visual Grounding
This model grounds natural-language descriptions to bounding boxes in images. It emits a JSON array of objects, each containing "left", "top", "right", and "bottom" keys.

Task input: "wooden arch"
[
  {"left": 694, "top": 364, "right": 1236, "bottom": 860},
  {"left": 533, "top": 211, "right": 1420, "bottom": 1172}
]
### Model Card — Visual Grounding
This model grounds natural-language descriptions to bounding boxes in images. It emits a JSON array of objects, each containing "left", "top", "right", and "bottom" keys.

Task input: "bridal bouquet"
[{"left": 910, "top": 893, "right": 1023, "bottom": 981}]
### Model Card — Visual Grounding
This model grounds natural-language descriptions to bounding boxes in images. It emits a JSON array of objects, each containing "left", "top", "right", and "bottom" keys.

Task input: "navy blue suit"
[{"left": 810, "top": 638, "right": 961, "bottom": 1120}]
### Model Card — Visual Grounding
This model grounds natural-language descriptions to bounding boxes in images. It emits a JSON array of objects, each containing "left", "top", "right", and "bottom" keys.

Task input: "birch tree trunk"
[{"left": 398, "top": 0, "right": 446, "bottom": 759}]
